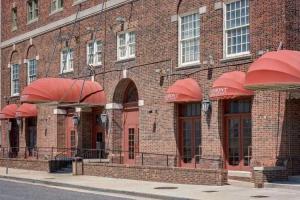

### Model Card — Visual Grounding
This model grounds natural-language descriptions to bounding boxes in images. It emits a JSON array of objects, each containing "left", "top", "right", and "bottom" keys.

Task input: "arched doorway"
[{"left": 122, "top": 82, "right": 139, "bottom": 165}]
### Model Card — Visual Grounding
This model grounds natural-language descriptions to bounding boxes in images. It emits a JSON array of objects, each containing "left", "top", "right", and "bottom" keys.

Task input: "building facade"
[{"left": 0, "top": 0, "right": 300, "bottom": 183}]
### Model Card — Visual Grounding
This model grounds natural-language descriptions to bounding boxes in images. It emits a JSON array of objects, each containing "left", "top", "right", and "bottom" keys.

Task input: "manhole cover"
[
  {"left": 154, "top": 187, "right": 178, "bottom": 190},
  {"left": 251, "top": 195, "right": 269, "bottom": 198},
  {"left": 203, "top": 190, "right": 219, "bottom": 193}
]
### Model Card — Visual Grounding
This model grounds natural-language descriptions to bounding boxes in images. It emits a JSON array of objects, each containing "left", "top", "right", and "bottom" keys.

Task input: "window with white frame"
[
  {"left": 27, "top": 0, "right": 38, "bottom": 22},
  {"left": 179, "top": 13, "right": 200, "bottom": 67},
  {"left": 117, "top": 32, "right": 136, "bottom": 60},
  {"left": 61, "top": 49, "right": 73, "bottom": 73},
  {"left": 12, "top": 8, "right": 18, "bottom": 30},
  {"left": 28, "top": 59, "right": 37, "bottom": 84},
  {"left": 51, "top": 0, "right": 63, "bottom": 13},
  {"left": 224, "top": 0, "right": 250, "bottom": 57},
  {"left": 87, "top": 41, "right": 102, "bottom": 66},
  {"left": 11, "top": 64, "right": 20, "bottom": 96}
]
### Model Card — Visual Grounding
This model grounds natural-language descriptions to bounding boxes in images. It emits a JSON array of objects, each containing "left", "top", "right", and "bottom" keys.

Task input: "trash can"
[{"left": 72, "top": 157, "right": 83, "bottom": 176}]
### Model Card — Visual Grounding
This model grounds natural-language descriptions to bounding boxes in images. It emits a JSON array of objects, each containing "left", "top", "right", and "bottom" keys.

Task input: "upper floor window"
[
  {"left": 179, "top": 13, "right": 200, "bottom": 67},
  {"left": 28, "top": 59, "right": 37, "bottom": 84},
  {"left": 61, "top": 49, "right": 74, "bottom": 73},
  {"left": 224, "top": 0, "right": 250, "bottom": 57},
  {"left": 117, "top": 32, "right": 136, "bottom": 60},
  {"left": 87, "top": 40, "right": 102, "bottom": 66},
  {"left": 27, "top": 0, "right": 39, "bottom": 22},
  {"left": 12, "top": 8, "right": 18, "bottom": 30},
  {"left": 11, "top": 64, "right": 20, "bottom": 96},
  {"left": 51, "top": 0, "right": 63, "bottom": 13}
]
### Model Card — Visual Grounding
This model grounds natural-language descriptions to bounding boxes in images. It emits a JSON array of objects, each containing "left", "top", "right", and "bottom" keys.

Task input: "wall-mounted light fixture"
[
  {"left": 72, "top": 113, "right": 80, "bottom": 127},
  {"left": 100, "top": 113, "right": 108, "bottom": 127},
  {"left": 16, "top": 118, "right": 22, "bottom": 128},
  {"left": 202, "top": 100, "right": 211, "bottom": 114}
]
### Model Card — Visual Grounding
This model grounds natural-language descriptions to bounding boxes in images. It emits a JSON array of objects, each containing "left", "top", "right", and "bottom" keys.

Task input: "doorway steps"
[{"left": 228, "top": 170, "right": 252, "bottom": 182}]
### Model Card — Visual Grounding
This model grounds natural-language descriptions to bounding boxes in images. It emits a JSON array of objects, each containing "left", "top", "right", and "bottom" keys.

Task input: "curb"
[{"left": 0, "top": 175, "right": 196, "bottom": 200}]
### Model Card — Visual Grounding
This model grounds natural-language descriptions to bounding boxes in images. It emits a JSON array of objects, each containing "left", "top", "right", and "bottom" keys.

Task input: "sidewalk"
[{"left": 0, "top": 167, "right": 300, "bottom": 200}]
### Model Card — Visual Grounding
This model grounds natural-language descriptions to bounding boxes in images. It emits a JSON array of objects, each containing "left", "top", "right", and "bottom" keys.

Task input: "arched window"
[{"left": 123, "top": 82, "right": 138, "bottom": 105}]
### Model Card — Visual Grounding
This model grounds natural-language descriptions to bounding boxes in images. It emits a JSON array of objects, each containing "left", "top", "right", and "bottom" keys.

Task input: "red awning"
[
  {"left": 21, "top": 78, "right": 107, "bottom": 105},
  {"left": 0, "top": 104, "right": 18, "bottom": 120},
  {"left": 210, "top": 71, "right": 254, "bottom": 100},
  {"left": 245, "top": 50, "right": 300, "bottom": 90},
  {"left": 16, "top": 103, "right": 37, "bottom": 118},
  {"left": 165, "top": 78, "right": 202, "bottom": 103}
]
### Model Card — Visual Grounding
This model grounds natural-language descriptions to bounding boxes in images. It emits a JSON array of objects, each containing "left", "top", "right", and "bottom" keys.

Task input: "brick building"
[{"left": 0, "top": 0, "right": 300, "bottom": 184}]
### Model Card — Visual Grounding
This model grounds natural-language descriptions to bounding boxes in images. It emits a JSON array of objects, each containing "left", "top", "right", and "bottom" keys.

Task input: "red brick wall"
[
  {"left": 83, "top": 162, "right": 228, "bottom": 185},
  {"left": 0, "top": 158, "right": 49, "bottom": 171}
]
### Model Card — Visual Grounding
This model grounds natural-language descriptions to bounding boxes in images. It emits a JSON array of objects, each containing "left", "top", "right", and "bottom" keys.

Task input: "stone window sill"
[{"left": 220, "top": 54, "right": 252, "bottom": 63}]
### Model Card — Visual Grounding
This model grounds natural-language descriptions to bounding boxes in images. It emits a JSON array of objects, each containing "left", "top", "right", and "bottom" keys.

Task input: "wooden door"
[
  {"left": 225, "top": 115, "right": 252, "bottom": 171},
  {"left": 123, "top": 108, "right": 139, "bottom": 165},
  {"left": 179, "top": 118, "right": 201, "bottom": 168},
  {"left": 65, "top": 115, "right": 76, "bottom": 157}
]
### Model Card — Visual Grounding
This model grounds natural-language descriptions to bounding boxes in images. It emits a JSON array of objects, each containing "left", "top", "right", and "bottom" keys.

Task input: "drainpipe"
[{"left": 0, "top": 0, "right": 2, "bottom": 147}]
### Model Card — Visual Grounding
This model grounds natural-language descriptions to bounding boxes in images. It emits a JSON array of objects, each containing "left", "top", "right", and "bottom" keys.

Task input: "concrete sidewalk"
[{"left": 0, "top": 167, "right": 299, "bottom": 200}]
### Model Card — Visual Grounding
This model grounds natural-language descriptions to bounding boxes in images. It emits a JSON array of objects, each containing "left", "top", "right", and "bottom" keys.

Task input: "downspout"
[{"left": 0, "top": 0, "right": 2, "bottom": 147}]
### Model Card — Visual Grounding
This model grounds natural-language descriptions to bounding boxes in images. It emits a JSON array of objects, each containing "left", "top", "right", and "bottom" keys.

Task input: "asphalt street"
[{"left": 0, "top": 179, "right": 134, "bottom": 200}]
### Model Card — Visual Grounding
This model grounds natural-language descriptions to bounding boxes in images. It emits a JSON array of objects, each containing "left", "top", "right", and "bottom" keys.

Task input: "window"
[
  {"left": 117, "top": 32, "right": 136, "bottom": 60},
  {"left": 224, "top": 0, "right": 250, "bottom": 57},
  {"left": 179, "top": 13, "right": 200, "bottom": 67},
  {"left": 87, "top": 41, "right": 102, "bottom": 66},
  {"left": 11, "top": 64, "right": 20, "bottom": 96},
  {"left": 51, "top": 0, "right": 63, "bottom": 13},
  {"left": 12, "top": 8, "right": 17, "bottom": 30},
  {"left": 28, "top": 59, "right": 37, "bottom": 84},
  {"left": 61, "top": 49, "right": 74, "bottom": 73},
  {"left": 27, "top": 0, "right": 38, "bottom": 22}
]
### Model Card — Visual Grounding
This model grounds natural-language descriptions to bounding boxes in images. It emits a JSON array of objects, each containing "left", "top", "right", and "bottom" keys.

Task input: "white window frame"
[
  {"left": 27, "top": 0, "right": 39, "bottom": 22},
  {"left": 86, "top": 40, "right": 102, "bottom": 66},
  {"left": 51, "top": 0, "right": 63, "bottom": 13},
  {"left": 117, "top": 31, "right": 136, "bottom": 61},
  {"left": 60, "top": 49, "right": 74, "bottom": 73},
  {"left": 12, "top": 8, "right": 18, "bottom": 30},
  {"left": 223, "top": 0, "right": 250, "bottom": 58},
  {"left": 27, "top": 59, "right": 37, "bottom": 84},
  {"left": 11, "top": 64, "right": 20, "bottom": 96},
  {"left": 178, "top": 11, "right": 200, "bottom": 68}
]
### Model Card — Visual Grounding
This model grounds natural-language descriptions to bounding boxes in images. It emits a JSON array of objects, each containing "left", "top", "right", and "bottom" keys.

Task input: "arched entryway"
[{"left": 113, "top": 79, "right": 139, "bottom": 165}]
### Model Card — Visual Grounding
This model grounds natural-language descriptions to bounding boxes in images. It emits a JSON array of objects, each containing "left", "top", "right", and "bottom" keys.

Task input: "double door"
[
  {"left": 179, "top": 118, "right": 201, "bottom": 168},
  {"left": 225, "top": 115, "right": 252, "bottom": 170}
]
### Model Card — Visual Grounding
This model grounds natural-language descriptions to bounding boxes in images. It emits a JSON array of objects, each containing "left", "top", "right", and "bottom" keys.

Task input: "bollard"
[{"left": 72, "top": 157, "right": 83, "bottom": 176}]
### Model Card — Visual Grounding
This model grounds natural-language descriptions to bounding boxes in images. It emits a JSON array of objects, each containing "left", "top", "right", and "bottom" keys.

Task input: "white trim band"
[{"left": 1, "top": 0, "right": 132, "bottom": 48}]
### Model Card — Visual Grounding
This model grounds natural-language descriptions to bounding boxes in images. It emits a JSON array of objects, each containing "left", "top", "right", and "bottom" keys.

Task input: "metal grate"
[
  {"left": 203, "top": 190, "right": 219, "bottom": 193},
  {"left": 154, "top": 187, "right": 178, "bottom": 190},
  {"left": 251, "top": 195, "right": 269, "bottom": 198}
]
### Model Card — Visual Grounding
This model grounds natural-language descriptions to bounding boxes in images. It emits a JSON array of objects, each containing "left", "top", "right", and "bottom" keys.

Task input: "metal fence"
[{"left": 0, "top": 146, "right": 224, "bottom": 169}]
